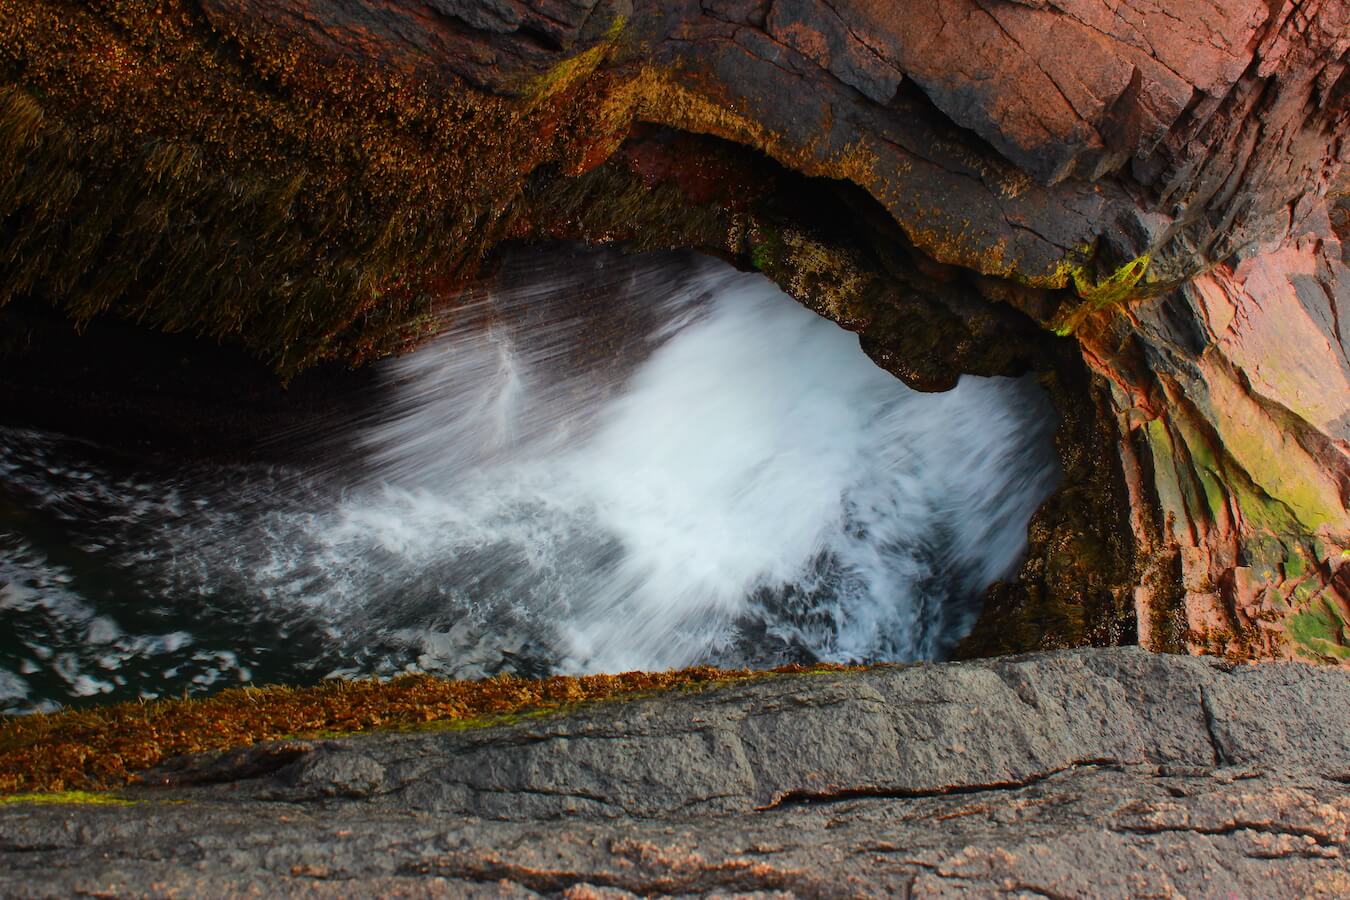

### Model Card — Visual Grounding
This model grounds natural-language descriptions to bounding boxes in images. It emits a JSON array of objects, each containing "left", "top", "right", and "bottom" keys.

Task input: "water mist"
[{"left": 0, "top": 248, "right": 1060, "bottom": 711}]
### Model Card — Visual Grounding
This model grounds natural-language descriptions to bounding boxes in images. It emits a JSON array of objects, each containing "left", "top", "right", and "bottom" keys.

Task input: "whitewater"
[{"left": 0, "top": 249, "right": 1060, "bottom": 711}]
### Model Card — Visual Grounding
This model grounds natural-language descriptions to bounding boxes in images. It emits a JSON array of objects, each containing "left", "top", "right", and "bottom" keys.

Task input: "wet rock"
[
  {"left": 0, "top": 0, "right": 1347, "bottom": 658},
  {"left": 1081, "top": 211, "right": 1350, "bottom": 663}
]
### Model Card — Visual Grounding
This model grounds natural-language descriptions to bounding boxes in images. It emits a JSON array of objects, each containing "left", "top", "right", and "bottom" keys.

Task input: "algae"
[
  {"left": 0, "top": 664, "right": 858, "bottom": 796},
  {"left": 523, "top": 15, "right": 628, "bottom": 107},
  {"left": 1051, "top": 253, "right": 1152, "bottom": 336},
  {"left": 1287, "top": 598, "right": 1350, "bottom": 664},
  {"left": 0, "top": 790, "right": 133, "bottom": 806}
]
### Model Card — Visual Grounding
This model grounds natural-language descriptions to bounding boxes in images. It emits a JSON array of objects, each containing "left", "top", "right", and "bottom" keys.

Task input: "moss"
[
  {"left": 1013, "top": 243, "right": 1093, "bottom": 293},
  {"left": 518, "top": 159, "right": 730, "bottom": 253},
  {"left": 0, "top": 1, "right": 1201, "bottom": 672},
  {"left": 522, "top": 15, "right": 628, "bottom": 107},
  {"left": 1145, "top": 548, "right": 1189, "bottom": 655},
  {"left": 1287, "top": 598, "right": 1350, "bottom": 664},
  {"left": 3, "top": 3, "right": 884, "bottom": 375},
  {"left": 0, "top": 663, "right": 860, "bottom": 796},
  {"left": 771, "top": 230, "right": 871, "bottom": 324},
  {"left": 0, "top": 790, "right": 133, "bottom": 806},
  {"left": 1164, "top": 410, "right": 1244, "bottom": 530},
  {"left": 0, "top": 2, "right": 676, "bottom": 376},
  {"left": 1142, "top": 390, "right": 1340, "bottom": 542},
  {"left": 0, "top": 0, "right": 1105, "bottom": 376},
  {"left": 1072, "top": 254, "right": 1151, "bottom": 304},
  {"left": 1051, "top": 253, "right": 1152, "bottom": 335},
  {"left": 958, "top": 365, "right": 1140, "bottom": 657},
  {"left": 749, "top": 236, "right": 775, "bottom": 271}
]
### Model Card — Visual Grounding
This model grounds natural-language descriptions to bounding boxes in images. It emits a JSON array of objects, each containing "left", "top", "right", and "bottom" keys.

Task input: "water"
[{"left": 0, "top": 249, "right": 1061, "bottom": 713}]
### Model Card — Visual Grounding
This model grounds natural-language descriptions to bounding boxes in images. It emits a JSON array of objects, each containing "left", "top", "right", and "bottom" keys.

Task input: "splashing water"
[{"left": 0, "top": 249, "right": 1060, "bottom": 711}]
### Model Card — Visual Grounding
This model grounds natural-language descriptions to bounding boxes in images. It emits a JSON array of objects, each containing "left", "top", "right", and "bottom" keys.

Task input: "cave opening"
[{"left": 0, "top": 242, "right": 1071, "bottom": 713}]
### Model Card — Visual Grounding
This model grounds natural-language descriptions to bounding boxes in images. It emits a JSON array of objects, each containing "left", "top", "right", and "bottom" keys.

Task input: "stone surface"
[
  {"left": 0, "top": 0, "right": 1348, "bottom": 659},
  {"left": 179, "top": 0, "right": 1348, "bottom": 283},
  {"left": 1081, "top": 210, "right": 1350, "bottom": 663},
  {"left": 2, "top": 648, "right": 1349, "bottom": 896}
]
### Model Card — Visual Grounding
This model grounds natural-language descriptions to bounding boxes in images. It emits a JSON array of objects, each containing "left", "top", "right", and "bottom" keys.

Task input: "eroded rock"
[
  {"left": 2, "top": 649, "right": 1348, "bottom": 896},
  {"left": 0, "top": 0, "right": 1347, "bottom": 659}
]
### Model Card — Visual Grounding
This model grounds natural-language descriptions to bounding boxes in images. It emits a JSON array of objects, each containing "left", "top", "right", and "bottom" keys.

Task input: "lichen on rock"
[{"left": 0, "top": 0, "right": 1347, "bottom": 665}]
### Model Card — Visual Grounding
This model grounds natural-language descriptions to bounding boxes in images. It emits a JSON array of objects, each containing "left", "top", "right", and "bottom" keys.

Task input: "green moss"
[
  {"left": 1014, "top": 242, "right": 1095, "bottom": 292},
  {"left": 1287, "top": 598, "right": 1350, "bottom": 664},
  {"left": 0, "top": 791, "right": 133, "bottom": 806},
  {"left": 750, "top": 242, "right": 771, "bottom": 271},
  {"left": 1072, "top": 254, "right": 1151, "bottom": 305},
  {"left": 522, "top": 15, "right": 627, "bottom": 105},
  {"left": 1190, "top": 530, "right": 1350, "bottom": 664},
  {"left": 748, "top": 225, "right": 784, "bottom": 273},
  {"left": 1142, "top": 397, "right": 1339, "bottom": 543},
  {"left": 1171, "top": 416, "right": 1232, "bottom": 523},
  {"left": 1232, "top": 453, "right": 1334, "bottom": 535},
  {"left": 1051, "top": 253, "right": 1152, "bottom": 335},
  {"left": 1148, "top": 413, "right": 1227, "bottom": 534}
]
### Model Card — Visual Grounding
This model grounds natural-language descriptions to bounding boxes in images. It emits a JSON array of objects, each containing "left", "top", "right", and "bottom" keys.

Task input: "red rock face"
[
  {"left": 1081, "top": 210, "right": 1350, "bottom": 663},
  {"left": 189, "top": 0, "right": 1348, "bottom": 283},
  {"left": 0, "top": 0, "right": 1347, "bottom": 660}
]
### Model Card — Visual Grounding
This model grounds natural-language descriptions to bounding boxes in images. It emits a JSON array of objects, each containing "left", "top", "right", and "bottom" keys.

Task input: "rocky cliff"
[
  {"left": 0, "top": 0, "right": 1347, "bottom": 660},
  {"left": 2, "top": 648, "right": 1349, "bottom": 896}
]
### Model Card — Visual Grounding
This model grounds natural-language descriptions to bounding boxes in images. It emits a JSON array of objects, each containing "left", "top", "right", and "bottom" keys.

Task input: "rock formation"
[
  {"left": 0, "top": 0, "right": 1347, "bottom": 660},
  {"left": 3, "top": 648, "right": 1349, "bottom": 896}
]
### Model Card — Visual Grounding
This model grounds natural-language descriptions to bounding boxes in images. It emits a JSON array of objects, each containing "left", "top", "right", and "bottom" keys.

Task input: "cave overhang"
[{"left": 0, "top": 0, "right": 1347, "bottom": 663}]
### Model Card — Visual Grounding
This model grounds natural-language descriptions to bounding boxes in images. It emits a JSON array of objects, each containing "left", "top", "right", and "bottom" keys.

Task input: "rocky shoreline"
[
  {"left": 3, "top": 648, "right": 1348, "bottom": 897},
  {"left": 3, "top": 0, "right": 1347, "bottom": 660},
  {"left": 2, "top": 3, "right": 1348, "bottom": 893}
]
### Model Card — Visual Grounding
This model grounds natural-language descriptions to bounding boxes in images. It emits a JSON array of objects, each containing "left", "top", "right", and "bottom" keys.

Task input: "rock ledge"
[{"left": 3, "top": 648, "right": 1349, "bottom": 897}]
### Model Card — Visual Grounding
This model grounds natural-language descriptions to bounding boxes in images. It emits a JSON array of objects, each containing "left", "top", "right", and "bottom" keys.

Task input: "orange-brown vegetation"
[{"left": 0, "top": 663, "right": 857, "bottom": 796}]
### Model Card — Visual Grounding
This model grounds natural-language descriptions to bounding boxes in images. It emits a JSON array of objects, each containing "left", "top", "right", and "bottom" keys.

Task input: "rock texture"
[
  {"left": 0, "top": 1, "right": 1348, "bottom": 658},
  {"left": 2, "top": 648, "right": 1349, "bottom": 897},
  {"left": 1082, "top": 205, "right": 1350, "bottom": 663},
  {"left": 175, "top": 0, "right": 1350, "bottom": 285}
]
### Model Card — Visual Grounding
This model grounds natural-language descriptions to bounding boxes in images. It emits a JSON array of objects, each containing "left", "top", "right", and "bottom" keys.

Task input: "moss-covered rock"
[{"left": 0, "top": 0, "right": 1346, "bottom": 666}]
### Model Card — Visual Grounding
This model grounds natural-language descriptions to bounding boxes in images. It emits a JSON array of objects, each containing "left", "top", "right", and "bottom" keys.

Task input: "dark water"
[{"left": 0, "top": 251, "right": 1061, "bottom": 713}]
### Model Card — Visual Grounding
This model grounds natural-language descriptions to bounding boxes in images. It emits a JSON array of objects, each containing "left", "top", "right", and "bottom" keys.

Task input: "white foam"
[
  {"left": 332, "top": 253, "right": 1061, "bottom": 670},
  {"left": 0, "top": 251, "right": 1062, "bottom": 700}
]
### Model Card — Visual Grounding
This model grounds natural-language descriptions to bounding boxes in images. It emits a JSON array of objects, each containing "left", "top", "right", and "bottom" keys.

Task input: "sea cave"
[{"left": 0, "top": 1, "right": 1348, "bottom": 895}]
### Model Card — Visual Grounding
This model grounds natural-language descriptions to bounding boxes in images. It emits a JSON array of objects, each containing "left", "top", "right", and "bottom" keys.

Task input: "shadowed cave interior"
[{"left": 0, "top": 242, "right": 1079, "bottom": 713}]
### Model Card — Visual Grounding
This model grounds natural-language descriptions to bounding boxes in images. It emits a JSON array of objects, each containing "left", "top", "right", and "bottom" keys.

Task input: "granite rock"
[{"left": 3, "top": 648, "right": 1349, "bottom": 897}]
